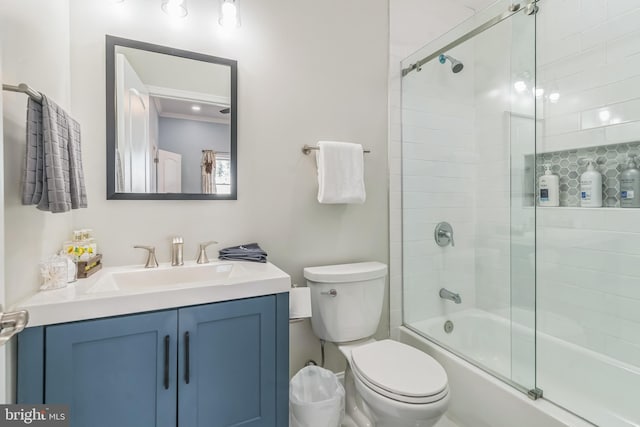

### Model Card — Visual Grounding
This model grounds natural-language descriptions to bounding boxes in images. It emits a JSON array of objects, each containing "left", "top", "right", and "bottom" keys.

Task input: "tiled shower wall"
[
  {"left": 401, "top": 42, "right": 477, "bottom": 325},
  {"left": 389, "top": 0, "right": 480, "bottom": 336},
  {"left": 537, "top": 208, "right": 640, "bottom": 367},
  {"left": 536, "top": 0, "right": 640, "bottom": 368}
]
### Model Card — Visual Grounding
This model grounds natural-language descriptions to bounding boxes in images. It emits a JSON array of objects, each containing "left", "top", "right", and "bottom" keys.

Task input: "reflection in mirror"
[{"left": 106, "top": 36, "right": 237, "bottom": 200}]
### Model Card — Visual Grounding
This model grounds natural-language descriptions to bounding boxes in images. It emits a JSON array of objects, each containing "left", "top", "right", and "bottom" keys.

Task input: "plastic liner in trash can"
[{"left": 290, "top": 366, "right": 345, "bottom": 427}]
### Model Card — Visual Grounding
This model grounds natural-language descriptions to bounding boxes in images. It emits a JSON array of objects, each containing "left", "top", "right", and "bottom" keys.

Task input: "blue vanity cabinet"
[
  {"left": 178, "top": 296, "right": 276, "bottom": 427},
  {"left": 45, "top": 310, "right": 179, "bottom": 427},
  {"left": 17, "top": 293, "right": 289, "bottom": 427}
]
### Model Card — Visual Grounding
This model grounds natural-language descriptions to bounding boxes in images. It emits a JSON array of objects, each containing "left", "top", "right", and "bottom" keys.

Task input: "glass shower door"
[
  {"left": 535, "top": 0, "right": 640, "bottom": 425},
  {"left": 401, "top": 0, "right": 537, "bottom": 395}
]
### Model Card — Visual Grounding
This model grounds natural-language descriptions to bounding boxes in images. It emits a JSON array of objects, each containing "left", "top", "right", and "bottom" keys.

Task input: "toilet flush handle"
[{"left": 320, "top": 289, "right": 338, "bottom": 297}]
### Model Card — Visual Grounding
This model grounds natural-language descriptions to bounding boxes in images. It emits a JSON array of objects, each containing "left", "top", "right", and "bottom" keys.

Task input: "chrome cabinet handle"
[{"left": 320, "top": 289, "right": 338, "bottom": 297}]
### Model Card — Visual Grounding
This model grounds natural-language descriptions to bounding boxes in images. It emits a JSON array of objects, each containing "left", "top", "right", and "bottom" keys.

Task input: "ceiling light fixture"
[
  {"left": 162, "top": 0, "right": 188, "bottom": 18},
  {"left": 191, "top": 105, "right": 201, "bottom": 112},
  {"left": 598, "top": 110, "right": 611, "bottom": 122},
  {"left": 548, "top": 81, "right": 560, "bottom": 104},
  {"left": 514, "top": 80, "right": 527, "bottom": 93},
  {"left": 219, "top": 0, "right": 240, "bottom": 28}
]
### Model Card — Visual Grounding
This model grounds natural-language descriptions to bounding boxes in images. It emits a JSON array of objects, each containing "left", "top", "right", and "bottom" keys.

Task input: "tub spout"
[{"left": 440, "top": 288, "right": 462, "bottom": 304}]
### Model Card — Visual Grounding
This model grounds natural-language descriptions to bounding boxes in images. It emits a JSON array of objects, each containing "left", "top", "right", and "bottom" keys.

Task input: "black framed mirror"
[{"left": 106, "top": 35, "right": 237, "bottom": 200}]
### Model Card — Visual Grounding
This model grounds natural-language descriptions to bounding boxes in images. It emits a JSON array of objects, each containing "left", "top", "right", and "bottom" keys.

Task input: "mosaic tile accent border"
[{"left": 535, "top": 142, "right": 640, "bottom": 207}]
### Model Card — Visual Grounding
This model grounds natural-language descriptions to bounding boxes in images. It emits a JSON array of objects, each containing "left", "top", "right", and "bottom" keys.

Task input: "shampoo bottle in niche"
[
  {"left": 580, "top": 159, "right": 602, "bottom": 208},
  {"left": 539, "top": 164, "right": 559, "bottom": 207},
  {"left": 620, "top": 154, "right": 640, "bottom": 208}
]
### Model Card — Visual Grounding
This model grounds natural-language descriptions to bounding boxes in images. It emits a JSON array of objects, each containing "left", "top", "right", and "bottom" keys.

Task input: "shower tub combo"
[{"left": 399, "top": 0, "right": 640, "bottom": 426}]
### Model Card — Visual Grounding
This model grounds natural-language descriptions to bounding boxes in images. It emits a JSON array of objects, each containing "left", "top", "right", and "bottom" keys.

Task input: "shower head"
[{"left": 439, "top": 54, "right": 464, "bottom": 73}]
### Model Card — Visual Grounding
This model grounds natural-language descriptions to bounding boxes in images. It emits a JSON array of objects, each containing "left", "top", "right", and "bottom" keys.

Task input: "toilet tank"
[{"left": 304, "top": 262, "right": 387, "bottom": 343}]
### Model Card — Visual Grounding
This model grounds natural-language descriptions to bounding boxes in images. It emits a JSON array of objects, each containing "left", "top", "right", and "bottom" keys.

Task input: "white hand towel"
[{"left": 316, "top": 141, "right": 366, "bottom": 204}]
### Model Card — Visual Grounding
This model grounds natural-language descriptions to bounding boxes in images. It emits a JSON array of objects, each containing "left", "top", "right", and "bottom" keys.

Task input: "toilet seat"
[{"left": 351, "top": 340, "right": 449, "bottom": 404}]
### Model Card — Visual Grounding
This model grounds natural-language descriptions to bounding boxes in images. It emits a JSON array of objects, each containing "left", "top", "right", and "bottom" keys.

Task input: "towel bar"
[
  {"left": 2, "top": 83, "right": 42, "bottom": 103},
  {"left": 302, "top": 144, "right": 371, "bottom": 155}
]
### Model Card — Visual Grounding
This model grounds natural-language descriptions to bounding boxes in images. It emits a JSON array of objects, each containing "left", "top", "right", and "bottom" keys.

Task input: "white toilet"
[{"left": 304, "top": 262, "right": 450, "bottom": 427}]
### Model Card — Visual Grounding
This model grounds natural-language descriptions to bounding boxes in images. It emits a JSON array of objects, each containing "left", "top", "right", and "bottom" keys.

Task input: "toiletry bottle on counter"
[
  {"left": 620, "top": 154, "right": 640, "bottom": 208},
  {"left": 580, "top": 159, "right": 602, "bottom": 208},
  {"left": 539, "top": 164, "right": 559, "bottom": 207}
]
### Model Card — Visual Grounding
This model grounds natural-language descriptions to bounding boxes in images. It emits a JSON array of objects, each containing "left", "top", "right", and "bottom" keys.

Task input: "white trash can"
[{"left": 289, "top": 366, "right": 345, "bottom": 427}]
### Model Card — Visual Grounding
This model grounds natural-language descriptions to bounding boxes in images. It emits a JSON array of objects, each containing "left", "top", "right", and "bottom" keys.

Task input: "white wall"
[
  {"left": 0, "top": 0, "right": 72, "bottom": 403},
  {"left": 66, "top": 0, "right": 389, "bottom": 375},
  {"left": 0, "top": 1, "right": 73, "bottom": 308},
  {"left": 0, "top": 0, "right": 389, "bottom": 381}
]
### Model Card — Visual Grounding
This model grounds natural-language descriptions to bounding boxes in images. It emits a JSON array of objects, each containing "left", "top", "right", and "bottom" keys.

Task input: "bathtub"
[{"left": 400, "top": 309, "right": 640, "bottom": 427}]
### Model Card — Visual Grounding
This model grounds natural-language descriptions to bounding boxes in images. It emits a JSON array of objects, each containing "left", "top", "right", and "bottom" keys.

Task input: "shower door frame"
[{"left": 399, "top": 0, "right": 540, "bottom": 400}]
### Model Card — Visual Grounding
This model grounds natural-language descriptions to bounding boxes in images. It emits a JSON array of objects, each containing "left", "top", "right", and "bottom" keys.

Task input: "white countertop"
[{"left": 12, "top": 260, "right": 291, "bottom": 327}]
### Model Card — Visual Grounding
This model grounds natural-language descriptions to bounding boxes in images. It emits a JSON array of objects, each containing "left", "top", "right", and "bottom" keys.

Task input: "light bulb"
[
  {"left": 219, "top": 0, "right": 240, "bottom": 28},
  {"left": 514, "top": 80, "right": 527, "bottom": 93},
  {"left": 548, "top": 92, "right": 560, "bottom": 103},
  {"left": 162, "top": 0, "right": 188, "bottom": 18}
]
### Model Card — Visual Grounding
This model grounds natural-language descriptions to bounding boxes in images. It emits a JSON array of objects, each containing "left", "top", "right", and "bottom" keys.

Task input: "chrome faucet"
[
  {"left": 439, "top": 288, "right": 462, "bottom": 304},
  {"left": 196, "top": 241, "right": 219, "bottom": 264},
  {"left": 134, "top": 245, "right": 159, "bottom": 268},
  {"left": 171, "top": 237, "right": 184, "bottom": 266}
]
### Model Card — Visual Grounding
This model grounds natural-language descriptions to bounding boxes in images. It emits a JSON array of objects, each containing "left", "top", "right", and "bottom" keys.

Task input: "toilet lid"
[{"left": 351, "top": 340, "right": 448, "bottom": 400}]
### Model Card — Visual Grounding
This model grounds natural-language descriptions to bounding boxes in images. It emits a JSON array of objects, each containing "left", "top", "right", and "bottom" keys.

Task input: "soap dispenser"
[
  {"left": 580, "top": 159, "right": 602, "bottom": 208},
  {"left": 620, "top": 154, "right": 640, "bottom": 208},
  {"left": 539, "top": 164, "right": 559, "bottom": 207}
]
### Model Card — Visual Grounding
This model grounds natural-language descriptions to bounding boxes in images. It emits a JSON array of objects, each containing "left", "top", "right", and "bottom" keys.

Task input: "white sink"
[
  {"left": 14, "top": 261, "right": 291, "bottom": 327},
  {"left": 88, "top": 262, "right": 237, "bottom": 293}
]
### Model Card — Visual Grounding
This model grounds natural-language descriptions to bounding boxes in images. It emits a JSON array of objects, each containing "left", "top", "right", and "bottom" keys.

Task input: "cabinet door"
[
  {"left": 45, "top": 311, "right": 178, "bottom": 427},
  {"left": 178, "top": 296, "right": 276, "bottom": 427}
]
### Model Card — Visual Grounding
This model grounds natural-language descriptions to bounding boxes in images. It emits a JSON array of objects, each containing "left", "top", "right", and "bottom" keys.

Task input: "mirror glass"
[{"left": 106, "top": 36, "right": 237, "bottom": 200}]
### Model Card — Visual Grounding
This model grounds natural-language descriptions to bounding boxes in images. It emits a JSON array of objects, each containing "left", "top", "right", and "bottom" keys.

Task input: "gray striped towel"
[{"left": 21, "top": 96, "right": 87, "bottom": 213}]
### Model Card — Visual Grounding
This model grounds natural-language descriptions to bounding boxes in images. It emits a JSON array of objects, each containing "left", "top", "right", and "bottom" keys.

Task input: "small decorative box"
[{"left": 76, "top": 254, "right": 103, "bottom": 279}]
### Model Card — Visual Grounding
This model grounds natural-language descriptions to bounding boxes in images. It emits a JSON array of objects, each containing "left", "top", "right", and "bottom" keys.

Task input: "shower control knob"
[{"left": 435, "top": 222, "right": 455, "bottom": 247}]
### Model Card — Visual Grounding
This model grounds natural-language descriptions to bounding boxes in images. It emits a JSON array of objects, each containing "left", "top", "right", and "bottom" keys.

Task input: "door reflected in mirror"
[{"left": 106, "top": 36, "right": 237, "bottom": 200}]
